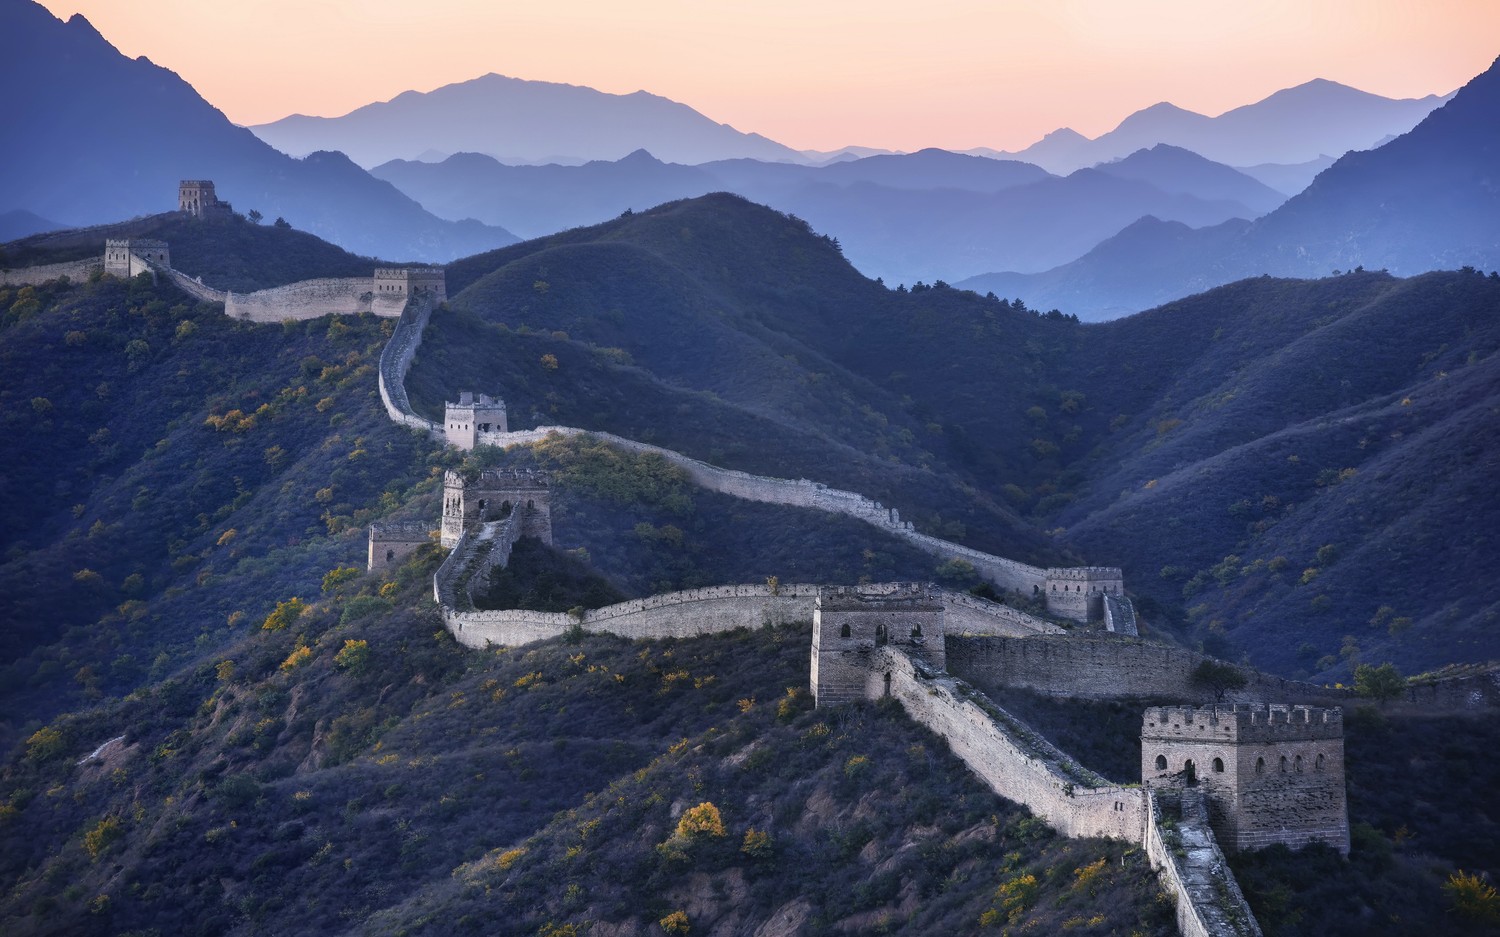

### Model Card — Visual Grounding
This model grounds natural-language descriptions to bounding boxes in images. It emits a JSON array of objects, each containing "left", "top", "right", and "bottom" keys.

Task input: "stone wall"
[
  {"left": 949, "top": 634, "right": 1342, "bottom": 704},
  {"left": 160, "top": 267, "right": 228, "bottom": 305},
  {"left": 1144, "top": 791, "right": 1263, "bottom": 937},
  {"left": 0, "top": 258, "right": 101, "bottom": 287},
  {"left": 224, "top": 277, "right": 380, "bottom": 322},
  {"left": 941, "top": 591, "right": 1065, "bottom": 637},
  {"left": 378, "top": 297, "right": 442, "bottom": 434},
  {"left": 440, "top": 582, "right": 823, "bottom": 650},
  {"left": 467, "top": 426, "right": 1063, "bottom": 598},
  {"left": 873, "top": 647, "right": 1147, "bottom": 842},
  {"left": 1401, "top": 669, "right": 1500, "bottom": 710}
]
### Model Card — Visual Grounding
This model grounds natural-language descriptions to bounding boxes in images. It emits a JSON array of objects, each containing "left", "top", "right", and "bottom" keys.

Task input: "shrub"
[
  {"left": 1444, "top": 870, "right": 1500, "bottom": 924},
  {"left": 321, "top": 566, "right": 361, "bottom": 593},
  {"left": 674, "top": 802, "right": 725, "bottom": 840},
  {"left": 334, "top": 639, "right": 370, "bottom": 674},
  {"left": 25, "top": 726, "right": 66, "bottom": 763},
  {"left": 82, "top": 817, "right": 123, "bottom": 861},
  {"left": 659, "top": 910, "right": 690, "bottom": 934},
  {"left": 1353, "top": 662, "right": 1405, "bottom": 704},
  {"left": 280, "top": 645, "right": 313, "bottom": 672},
  {"left": 261, "top": 597, "right": 306, "bottom": 631}
]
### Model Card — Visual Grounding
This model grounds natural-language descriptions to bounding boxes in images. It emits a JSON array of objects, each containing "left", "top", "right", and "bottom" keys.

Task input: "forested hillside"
[{"left": 415, "top": 194, "right": 1500, "bottom": 679}]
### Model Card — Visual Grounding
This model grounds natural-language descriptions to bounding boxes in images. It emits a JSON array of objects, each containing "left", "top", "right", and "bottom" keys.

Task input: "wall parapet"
[
  {"left": 0, "top": 258, "right": 102, "bottom": 287},
  {"left": 948, "top": 634, "right": 1344, "bottom": 704},
  {"left": 1144, "top": 791, "right": 1263, "bottom": 937},
  {"left": 873, "top": 646, "right": 1145, "bottom": 841},
  {"left": 378, "top": 297, "right": 441, "bottom": 434}
]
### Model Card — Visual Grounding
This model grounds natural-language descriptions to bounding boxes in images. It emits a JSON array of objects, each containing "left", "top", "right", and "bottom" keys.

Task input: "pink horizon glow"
[{"left": 36, "top": 0, "right": 1500, "bottom": 153}]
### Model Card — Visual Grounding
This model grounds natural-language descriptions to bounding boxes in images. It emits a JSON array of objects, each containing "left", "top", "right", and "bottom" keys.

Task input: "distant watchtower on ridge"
[
  {"left": 178, "top": 180, "right": 232, "bottom": 219},
  {"left": 444, "top": 391, "right": 507, "bottom": 450}
]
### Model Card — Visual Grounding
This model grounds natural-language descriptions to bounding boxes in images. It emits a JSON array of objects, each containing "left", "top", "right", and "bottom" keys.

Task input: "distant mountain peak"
[{"left": 251, "top": 72, "right": 807, "bottom": 168}]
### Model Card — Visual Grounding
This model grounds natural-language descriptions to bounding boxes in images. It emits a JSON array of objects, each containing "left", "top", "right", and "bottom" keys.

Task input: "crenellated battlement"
[
  {"left": 1044, "top": 566, "right": 1123, "bottom": 581},
  {"left": 1142, "top": 704, "right": 1344, "bottom": 742}
]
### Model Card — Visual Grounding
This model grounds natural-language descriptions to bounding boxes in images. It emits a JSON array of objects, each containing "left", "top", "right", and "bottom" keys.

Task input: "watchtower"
[
  {"left": 1141, "top": 704, "right": 1348, "bottom": 855},
  {"left": 811, "top": 583, "right": 944, "bottom": 707},
  {"left": 367, "top": 521, "right": 432, "bottom": 571},
  {"left": 104, "top": 238, "right": 171, "bottom": 277},
  {"left": 443, "top": 391, "right": 508, "bottom": 450},
  {"left": 178, "top": 180, "right": 231, "bottom": 219},
  {"left": 374, "top": 267, "right": 447, "bottom": 304},
  {"left": 440, "top": 468, "right": 551, "bottom": 548},
  {"left": 1044, "top": 566, "right": 1124, "bottom": 621}
]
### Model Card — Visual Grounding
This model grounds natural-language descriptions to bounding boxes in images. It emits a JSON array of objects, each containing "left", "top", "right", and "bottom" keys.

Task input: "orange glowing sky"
[{"left": 36, "top": 0, "right": 1500, "bottom": 152}]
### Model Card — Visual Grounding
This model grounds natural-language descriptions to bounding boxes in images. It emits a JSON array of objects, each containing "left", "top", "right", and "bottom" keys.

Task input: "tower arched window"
[
  {"left": 1280, "top": 756, "right": 1288, "bottom": 773},
  {"left": 1155, "top": 754, "right": 1167, "bottom": 771},
  {"left": 1212, "top": 757, "right": 1225, "bottom": 773},
  {"left": 1255, "top": 757, "right": 1265, "bottom": 775},
  {"left": 1294, "top": 755, "right": 1303, "bottom": 773},
  {"left": 839, "top": 623, "right": 851, "bottom": 638},
  {"left": 1315, "top": 753, "right": 1326, "bottom": 771}
]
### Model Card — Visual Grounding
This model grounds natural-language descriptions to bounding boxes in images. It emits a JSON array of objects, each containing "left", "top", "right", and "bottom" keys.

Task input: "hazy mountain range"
[
  {"left": 982, "top": 79, "right": 1452, "bottom": 175},
  {"left": 250, "top": 72, "right": 807, "bottom": 168},
  {"left": 960, "top": 53, "right": 1500, "bottom": 319},
  {"left": 371, "top": 144, "right": 1281, "bottom": 284},
  {"left": 0, "top": 2, "right": 518, "bottom": 262}
]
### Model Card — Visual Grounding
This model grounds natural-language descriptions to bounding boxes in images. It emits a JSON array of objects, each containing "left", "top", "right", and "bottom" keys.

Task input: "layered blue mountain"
[
  {"left": 961, "top": 55, "right": 1500, "bottom": 320},
  {"left": 1091, "top": 145, "right": 1287, "bottom": 216},
  {"left": 0, "top": 1, "right": 518, "bottom": 262},
  {"left": 990, "top": 79, "right": 1450, "bottom": 175},
  {"left": 373, "top": 146, "right": 1275, "bottom": 284},
  {"left": 0, "top": 209, "right": 63, "bottom": 243},
  {"left": 250, "top": 72, "right": 807, "bottom": 169}
]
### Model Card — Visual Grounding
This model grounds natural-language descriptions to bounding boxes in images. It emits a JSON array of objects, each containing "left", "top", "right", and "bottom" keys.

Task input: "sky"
[{"left": 37, "top": 0, "right": 1500, "bottom": 153}]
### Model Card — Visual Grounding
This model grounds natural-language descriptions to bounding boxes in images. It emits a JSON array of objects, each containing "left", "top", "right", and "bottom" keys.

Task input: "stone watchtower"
[
  {"left": 367, "top": 521, "right": 432, "bottom": 571},
  {"left": 1043, "top": 566, "right": 1124, "bottom": 621},
  {"left": 104, "top": 239, "right": 170, "bottom": 277},
  {"left": 374, "top": 267, "right": 447, "bottom": 304},
  {"left": 440, "top": 468, "right": 551, "bottom": 548},
  {"left": 179, "top": 180, "right": 231, "bottom": 219},
  {"left": 811, "top": 584, "right": 944, "bottom": 706},
  {"left": 444, "top": 391, "right": 508, "bottom": 450},
  {"left": 1142, "top": 704, "right": 1349, "bottom": 855}
]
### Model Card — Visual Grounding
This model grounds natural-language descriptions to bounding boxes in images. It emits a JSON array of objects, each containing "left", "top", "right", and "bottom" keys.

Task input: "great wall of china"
[{"left": 21, "top": 183, "right": 1500, "bottom": 936}]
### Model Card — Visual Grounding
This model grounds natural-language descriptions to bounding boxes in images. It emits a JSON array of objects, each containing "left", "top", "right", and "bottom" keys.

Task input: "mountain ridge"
[
  {"left": 960, "top": 54, "right": 1500, "bottom": 320},
  {"left": 251, "top": 71, "right": 808, "bottom": 168},
  {"left": 0, "top": 1, "right": 518, "bottom": 262},
  {"left": 1002, "top": 77, "right": 1451, "bottom": 173}
]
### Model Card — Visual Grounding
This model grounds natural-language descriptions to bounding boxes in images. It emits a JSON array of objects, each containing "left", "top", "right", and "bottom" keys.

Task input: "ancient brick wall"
[
  {"left": 224, "top": 277, "right": 376, "bottom": 322},
  {"left": 1144, "top": 791, "right": 1264, "bottom": 937},
  {"left": 441, "top": 583, "right": 821, "bottom": 650},
  {"left": 949, "top": 634, "right": 1341, "bottom": 704},
  {"left": 0, "top": 258, "right": 101, "bottom": 286},
  {"left": 378, "top": 297, "right": 442, "bottom": 434},
  {"left": 873, "top": 647, "right": 1147, "bottom": 842}
]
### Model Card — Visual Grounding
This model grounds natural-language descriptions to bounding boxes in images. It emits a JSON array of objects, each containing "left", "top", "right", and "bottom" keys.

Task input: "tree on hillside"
[
  {"left": 1190, "top": 660, "right": 1248, "bottom": 703},
  {"left": 1354, "top": 662, "right": 1406, "bottom": 705}
]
